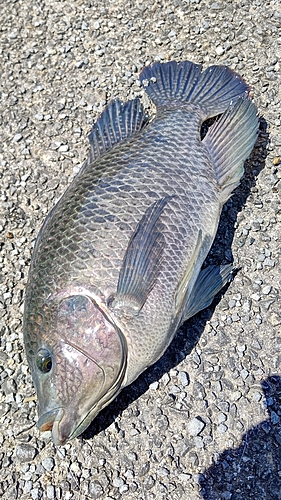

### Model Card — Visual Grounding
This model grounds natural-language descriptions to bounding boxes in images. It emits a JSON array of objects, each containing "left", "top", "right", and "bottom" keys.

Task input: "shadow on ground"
[
  {"left": 199, "top": 375, "right": 281, "bottom": 500},
  {"left": 82, "top": 119, "right": 268, "bottom": 440}
]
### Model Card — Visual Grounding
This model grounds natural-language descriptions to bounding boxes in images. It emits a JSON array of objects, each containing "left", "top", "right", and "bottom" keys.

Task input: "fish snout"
[
  {"left": 38, "top": 408, "right": 73, "bottom": 445},
  {"left": 37, "top": 408, "right": 64, "bottom": 434}
]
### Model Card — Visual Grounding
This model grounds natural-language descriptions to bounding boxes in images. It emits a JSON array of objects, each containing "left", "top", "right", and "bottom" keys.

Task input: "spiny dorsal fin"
[{"left": 86, "top": 98, "right": 149, "bottom": 166}]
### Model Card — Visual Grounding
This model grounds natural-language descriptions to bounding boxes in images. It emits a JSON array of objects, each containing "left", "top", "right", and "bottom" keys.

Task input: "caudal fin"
[{"left": 140, "top": 60, "right": 250, "bottom": 118}]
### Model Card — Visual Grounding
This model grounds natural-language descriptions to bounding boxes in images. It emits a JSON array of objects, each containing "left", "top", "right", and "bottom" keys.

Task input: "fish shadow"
[
  {"left": 199, "top": 375, "right": 281, "bottom": 500},
  {"left": 82, "top": 118, "right": 269, "bottom": 440}
]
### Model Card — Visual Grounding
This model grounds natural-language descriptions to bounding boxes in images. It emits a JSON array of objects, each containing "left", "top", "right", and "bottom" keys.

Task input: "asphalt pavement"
[{"left": 0, "top": 0, "right": 281, "bottom": 499}]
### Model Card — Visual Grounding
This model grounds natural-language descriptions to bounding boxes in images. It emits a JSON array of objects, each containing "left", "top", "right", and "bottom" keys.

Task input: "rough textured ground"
[{"left": 1, "top": 0, "right": 281, "bottom": 499}]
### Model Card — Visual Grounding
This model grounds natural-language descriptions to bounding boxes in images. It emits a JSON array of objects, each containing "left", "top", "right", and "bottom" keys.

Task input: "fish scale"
[
  {"left": 23, "top": 60, "right": 259, "bottom": 444},
  {"left": 30, "top": 110, "right": 213, "bottom": 305}
]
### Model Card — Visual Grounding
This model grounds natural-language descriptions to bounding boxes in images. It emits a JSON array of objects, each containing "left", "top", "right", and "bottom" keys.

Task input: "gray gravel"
[{"left": 1, "top": 0, "right": 281, "bottom": 498}]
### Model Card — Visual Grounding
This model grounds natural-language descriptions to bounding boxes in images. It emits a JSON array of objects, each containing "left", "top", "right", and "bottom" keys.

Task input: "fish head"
[{"left": 24, "top": 292, "right": 127, "bottom": 445}]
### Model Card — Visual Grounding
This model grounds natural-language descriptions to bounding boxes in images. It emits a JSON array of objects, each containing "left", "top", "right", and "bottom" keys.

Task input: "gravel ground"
[{"left": 1, "top": 0, "right": 281, "bottom": 499}]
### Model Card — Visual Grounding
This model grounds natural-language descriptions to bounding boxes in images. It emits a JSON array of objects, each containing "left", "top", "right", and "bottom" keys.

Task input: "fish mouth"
[
  {"left": 38, "top": 407, "right": 92, "bottom": 446},
  {"left": 37, "top": 408, "right": 64, "bottom": 434},
  {"left": 37, "top": 377, "right": 124, "bottom": 445},
  {"left": 38, "top": 408, "right": 72, "bottom": 446},
  {"left": 53, "top": 400, "right": 105, "bottom": 445}
]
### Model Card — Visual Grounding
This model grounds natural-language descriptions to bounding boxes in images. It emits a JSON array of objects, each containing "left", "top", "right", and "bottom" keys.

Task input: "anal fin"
[{"left": 181, "top": 264, "right": 233, "bottom": 323}]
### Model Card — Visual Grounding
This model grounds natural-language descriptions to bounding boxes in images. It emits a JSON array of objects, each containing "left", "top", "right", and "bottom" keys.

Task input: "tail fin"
[{"left": 140, "top": 61, "right": 250, "bottom": 117}]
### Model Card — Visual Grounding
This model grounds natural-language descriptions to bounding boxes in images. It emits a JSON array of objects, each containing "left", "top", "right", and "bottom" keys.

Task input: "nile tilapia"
[{"left": 23, "top": 60, "right": 259, "bottom": 445}]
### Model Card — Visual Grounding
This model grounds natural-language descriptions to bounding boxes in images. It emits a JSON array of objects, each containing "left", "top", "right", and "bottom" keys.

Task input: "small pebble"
[
  {"left": 13, "top": 133, "right": 23, "bottom": 142},
  {"left": 215, "top": 45, "right": 224, "bottom": 55},
  {"left": 187, "top": 417, "right": 205, "bottom": 436},
  {"left": 217, "top": 424, "right": 228, "bottom": 434},
  {"left": 272, "top": 156, "right": 281, "bottom": 165},
  {"left": 178, "top": 371, "right": 189, "bottom": 387},
  {"left": 41, "top": 457, "right": 55, "bottom": 472},
  {"left": 261, "top": 285, "right": 271, "bottom": 295},
  {"left": 16, "top": 444, "right": 37, "bottom": 462}
]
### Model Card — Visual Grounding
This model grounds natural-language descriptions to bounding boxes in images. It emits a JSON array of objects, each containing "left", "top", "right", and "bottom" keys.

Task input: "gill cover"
[{"left": 33, "top": 294, "right": 127, "bottom": 444}]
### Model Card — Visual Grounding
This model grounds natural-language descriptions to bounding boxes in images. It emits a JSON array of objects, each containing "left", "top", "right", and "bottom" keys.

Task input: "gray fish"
[{"left": 23, "top": 60, "right": 259, "bottom": 445}]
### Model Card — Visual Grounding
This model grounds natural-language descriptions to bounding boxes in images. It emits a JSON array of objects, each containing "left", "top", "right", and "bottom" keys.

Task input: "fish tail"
[{"left": 140, "top": 60, "right": 250, "bottom": 117}]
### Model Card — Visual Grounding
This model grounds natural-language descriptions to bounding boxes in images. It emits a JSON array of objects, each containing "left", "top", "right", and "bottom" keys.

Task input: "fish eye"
[{"left": 36, "top": 349, "right": 52, "bottom": 373}]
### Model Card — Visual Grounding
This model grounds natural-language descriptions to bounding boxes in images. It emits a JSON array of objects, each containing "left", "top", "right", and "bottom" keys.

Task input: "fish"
[{"left": 23, "top": 60, "right": 259, "bottom": 445}]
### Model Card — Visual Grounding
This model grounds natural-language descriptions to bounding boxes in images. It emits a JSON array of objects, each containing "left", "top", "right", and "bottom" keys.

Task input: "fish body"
[{"left": 23, "top": 61, "right": 259, "bottom": 444}]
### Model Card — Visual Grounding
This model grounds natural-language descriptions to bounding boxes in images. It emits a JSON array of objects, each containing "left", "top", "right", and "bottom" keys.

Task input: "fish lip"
[
  {"left": 37, "top": 408, "right": 63, "bottom": 433},
  {"left": 51, "top": 408, "right": 93, "bottom": 446},
  {"left": 52, "top": 417, "right": 68, "bottom": 446}
]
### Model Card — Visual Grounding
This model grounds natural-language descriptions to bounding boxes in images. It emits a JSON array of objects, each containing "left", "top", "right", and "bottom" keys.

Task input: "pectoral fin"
[
  {"left": 181, "top": 264, "right": 233, "bottom": 323},
  {"left": 111, "top": 197, "right": 171, "bottom": 315}
]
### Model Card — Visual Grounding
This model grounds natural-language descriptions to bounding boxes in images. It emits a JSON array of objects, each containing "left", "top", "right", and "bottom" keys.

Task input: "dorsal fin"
[{"left": 85, "top": 98, "right": 148, "bottom": 166}]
